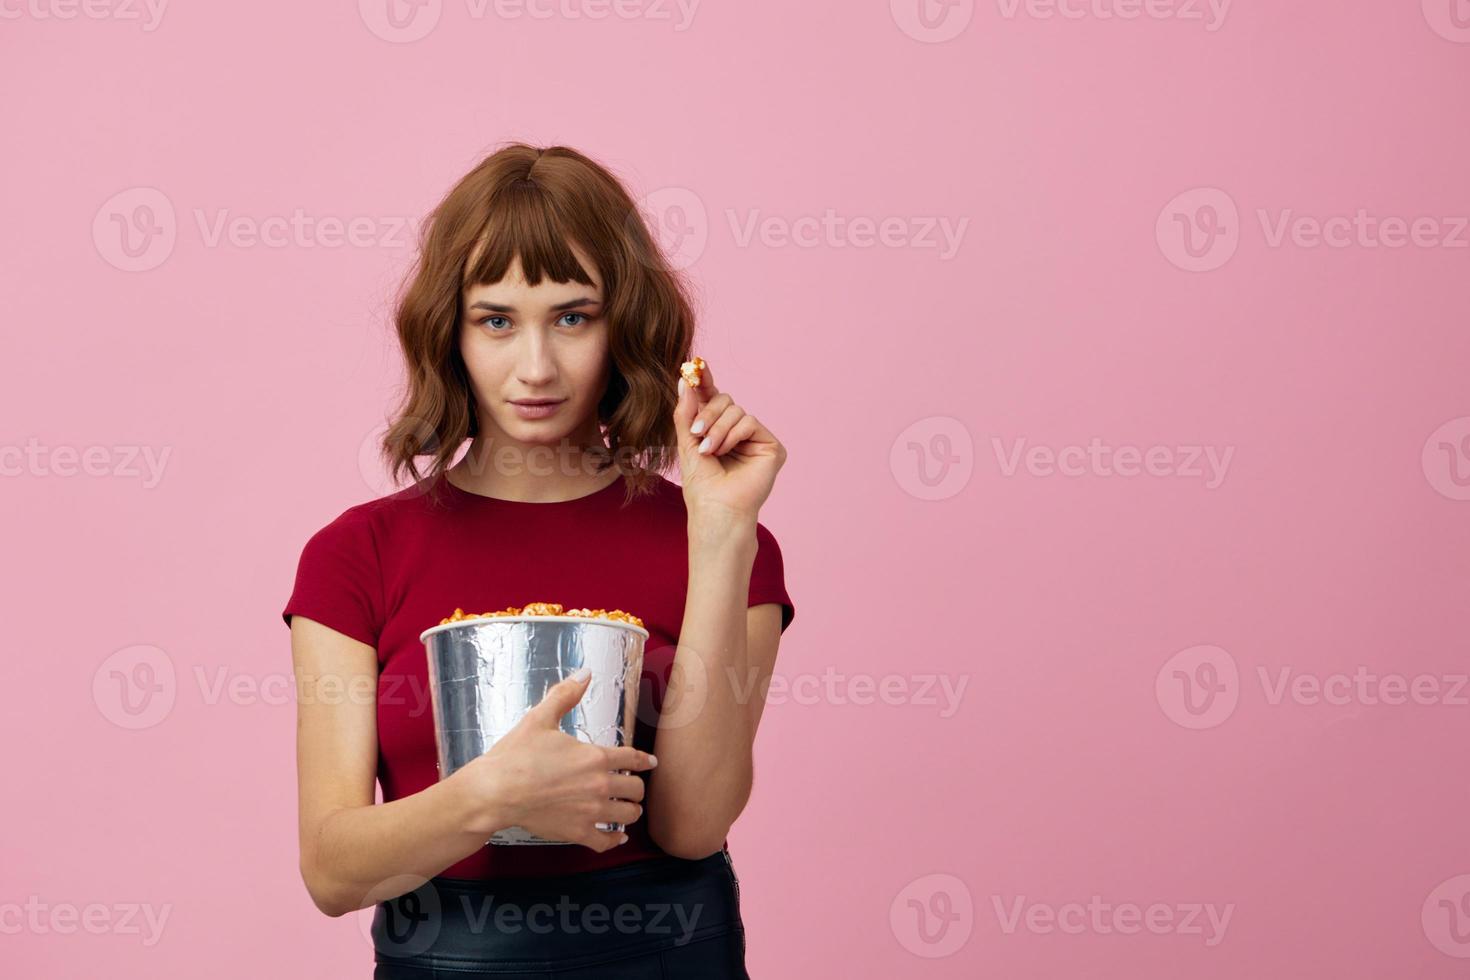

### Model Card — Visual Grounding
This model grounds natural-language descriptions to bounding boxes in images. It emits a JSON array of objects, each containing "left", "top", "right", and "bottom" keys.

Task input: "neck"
[{"left": 447, "top": 421, "right": 620, "bottom": 503}]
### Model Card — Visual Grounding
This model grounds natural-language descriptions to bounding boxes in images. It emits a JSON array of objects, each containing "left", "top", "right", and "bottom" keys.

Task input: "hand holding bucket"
[{"left": 420, "top": 615, "right": 650, "bottom": 847}]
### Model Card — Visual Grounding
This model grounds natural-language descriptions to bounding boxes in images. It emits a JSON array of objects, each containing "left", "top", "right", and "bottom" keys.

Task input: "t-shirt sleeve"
[
  {"left": 749, "top": 521, "right": 795, "bottom": 633},
  {"left": 281, "top": 508, "right": 384, "bottom": 649}
]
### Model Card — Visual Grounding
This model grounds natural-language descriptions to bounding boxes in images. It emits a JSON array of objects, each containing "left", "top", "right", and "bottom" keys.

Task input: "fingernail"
[
  {"left": 691, "top": 419, "right": 705, "bottom": 435},
  {"left": 619, "top": 833, "right": 629, "bottom": 844},
  {"left": 570, "top": 666, "right": 590, "bottom": 682},
  {"left": 647, "top": 754, "right": 658, "bottom": 767},
  {"left": 677, "top": 378, "right": 686, "bottom": 397},
  {"left": 698, "top": 437, "right": 711, "bottom": 454}
]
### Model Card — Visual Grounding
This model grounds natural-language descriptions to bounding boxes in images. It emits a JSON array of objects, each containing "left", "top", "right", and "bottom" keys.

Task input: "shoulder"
[{"left": 296, "top": 481, "right": 429, "bottom": 552}]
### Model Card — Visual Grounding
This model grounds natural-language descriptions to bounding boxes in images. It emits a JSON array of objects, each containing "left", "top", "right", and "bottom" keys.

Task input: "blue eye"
[{"left": 475, "top": 312, "right": 593, "bottom": 331}]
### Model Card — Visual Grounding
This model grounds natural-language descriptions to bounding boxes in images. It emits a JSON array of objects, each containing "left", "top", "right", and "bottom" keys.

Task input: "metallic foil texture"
[{"left": 419, "top": 616, "right": 647, "bottom": 845}]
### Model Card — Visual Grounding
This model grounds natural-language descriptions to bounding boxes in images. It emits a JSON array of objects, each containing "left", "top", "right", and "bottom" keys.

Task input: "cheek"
[
  {"left": 460, "top": 337, "right": 507, "bottom": 387},
  {"left": 571, "top": 342, "right": 612, "bottom": 392}
]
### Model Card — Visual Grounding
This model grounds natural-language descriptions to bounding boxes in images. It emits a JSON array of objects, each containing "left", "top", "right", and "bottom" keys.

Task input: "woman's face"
[{"left": 458, "top": 245, "right": 611, "bottom": 456}]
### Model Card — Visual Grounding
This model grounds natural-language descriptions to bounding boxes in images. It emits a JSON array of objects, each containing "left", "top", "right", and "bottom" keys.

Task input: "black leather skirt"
[{"left": 370, "top": 850, "right": 749, "bottom": 978}]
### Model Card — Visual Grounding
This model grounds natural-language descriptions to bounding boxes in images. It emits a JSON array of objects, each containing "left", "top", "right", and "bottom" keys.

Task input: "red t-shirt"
[{"left": 281, "top": 469, "right": 794, "bottom": 878}]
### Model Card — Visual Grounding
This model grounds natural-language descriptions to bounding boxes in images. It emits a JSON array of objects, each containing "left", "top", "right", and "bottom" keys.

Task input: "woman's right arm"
[{"left": 291, "top": 615, "right": 656, "bottom": 917}]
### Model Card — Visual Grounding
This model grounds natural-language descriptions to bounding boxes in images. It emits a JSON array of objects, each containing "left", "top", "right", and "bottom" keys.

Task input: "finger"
[
  {"left": 714, "top": 413, "right": 761, "bottom": 456},
  {"left": 598, "top": 800, "right": 644, "bottom": 825},
  {"left": 580, "top": 828, "right": 629, "bottom": 851},
  {"left": 604, "top": 745, "right": 659, "bottom": 772},
  {"left": 674, "top": 372, "right": 700, "bottom": 443},
  {"left": 524, "top": 668, "right": 591, "bottom": 726},
  {"left": 690, "top": 393, "right": 733, "bottom": 443},
  {"left": 697, "top": 404, "right": 745, "bottom": 456},
  {"left": 606, "top": 772, "right": 647, "bottom": 802}
]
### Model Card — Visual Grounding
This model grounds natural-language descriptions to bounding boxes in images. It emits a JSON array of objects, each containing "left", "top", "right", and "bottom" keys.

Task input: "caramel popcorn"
[
  {"left": 679, "top": 356, "right": 706, "bottom": 389},
  {"left": 438, "top": 603, "right": 644, "bottom": 629}
]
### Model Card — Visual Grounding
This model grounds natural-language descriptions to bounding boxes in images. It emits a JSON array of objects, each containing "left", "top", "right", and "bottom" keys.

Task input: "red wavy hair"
[{"left": 380, "top": 143, "right": 697, "bottom": 507}]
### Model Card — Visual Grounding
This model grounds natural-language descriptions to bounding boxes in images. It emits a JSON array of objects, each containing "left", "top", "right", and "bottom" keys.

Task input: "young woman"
[{"left": 282, "top": 144, "right": 795, "bottom": 978}]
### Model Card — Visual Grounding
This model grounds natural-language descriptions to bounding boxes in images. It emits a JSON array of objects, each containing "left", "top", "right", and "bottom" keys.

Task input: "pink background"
[{"left": 3, "top": 1, "right": 1469, "bottom": 976}]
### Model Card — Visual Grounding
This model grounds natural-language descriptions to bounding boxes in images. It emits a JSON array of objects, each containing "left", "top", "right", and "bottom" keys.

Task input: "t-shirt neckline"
[{"left": 438, "top": 470, "right": 624, "bottom": 507}]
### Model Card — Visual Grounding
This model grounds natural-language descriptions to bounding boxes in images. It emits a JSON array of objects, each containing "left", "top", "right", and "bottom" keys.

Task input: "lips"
[{"left": 509, "top": 399, "right": 565, "bottom": 406}]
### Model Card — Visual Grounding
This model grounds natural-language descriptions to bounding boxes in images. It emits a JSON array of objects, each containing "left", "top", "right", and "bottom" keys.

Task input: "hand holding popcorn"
[{"left": 674, "top": 356, "right": 786, "bottom": 523}]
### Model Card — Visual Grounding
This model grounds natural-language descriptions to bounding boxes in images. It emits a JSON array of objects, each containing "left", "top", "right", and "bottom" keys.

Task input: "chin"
[{"left": 500, "top": 416, "right": 575, "bottom": 445}]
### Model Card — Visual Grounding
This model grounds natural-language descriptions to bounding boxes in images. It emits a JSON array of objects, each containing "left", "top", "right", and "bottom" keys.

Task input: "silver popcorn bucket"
[{"left": 418, "top": 615, "right": 647, "bottom": 845}]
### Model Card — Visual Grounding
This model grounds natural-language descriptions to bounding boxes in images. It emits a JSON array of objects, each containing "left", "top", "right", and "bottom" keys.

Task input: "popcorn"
[
  {"left": 679, "top": 356, "right": 706, "bottom": 389},
  {"left": 438, "top": 603, "right": 644, "bottom": 629}
]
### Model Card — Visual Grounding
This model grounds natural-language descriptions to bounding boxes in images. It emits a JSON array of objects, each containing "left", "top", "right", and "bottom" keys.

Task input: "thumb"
[
  {"left": 526, "top": 666, "right": 591, "bottom": 726},
  {"left": 674, "top": 378, "right": 700, "bottom": 459}
]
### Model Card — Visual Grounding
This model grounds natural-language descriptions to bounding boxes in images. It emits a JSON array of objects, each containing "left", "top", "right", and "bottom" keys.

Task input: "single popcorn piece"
[
  {"left": 679, "top": 356, "right": 706, "bottom": 389},
  {"left": 435, "top": 602, "right": 644, "bottom": 630}
]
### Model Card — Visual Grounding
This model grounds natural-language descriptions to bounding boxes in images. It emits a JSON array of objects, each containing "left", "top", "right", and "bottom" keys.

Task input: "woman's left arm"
[{"left": 646, "top": 361, "right": 788, "bottom": 859}]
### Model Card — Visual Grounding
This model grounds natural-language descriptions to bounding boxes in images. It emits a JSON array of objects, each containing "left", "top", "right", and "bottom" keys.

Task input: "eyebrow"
[{"left": 467, "top": 296, "right": 600, "bottom": 313}]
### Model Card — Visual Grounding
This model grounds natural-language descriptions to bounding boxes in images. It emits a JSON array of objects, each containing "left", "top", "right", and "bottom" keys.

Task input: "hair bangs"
[{"left": 462, "top": 184, "right": 598, "bottom": 290}]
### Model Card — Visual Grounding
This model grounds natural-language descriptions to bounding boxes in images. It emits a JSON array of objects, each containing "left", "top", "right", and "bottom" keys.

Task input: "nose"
[{"left": 514, "top": 329, "right": 557, "bottom": 388}]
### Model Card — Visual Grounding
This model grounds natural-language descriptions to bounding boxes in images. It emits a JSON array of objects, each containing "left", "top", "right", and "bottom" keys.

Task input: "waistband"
[{"left": 370, "top": 851, "right": 744, "bottom": 972}]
